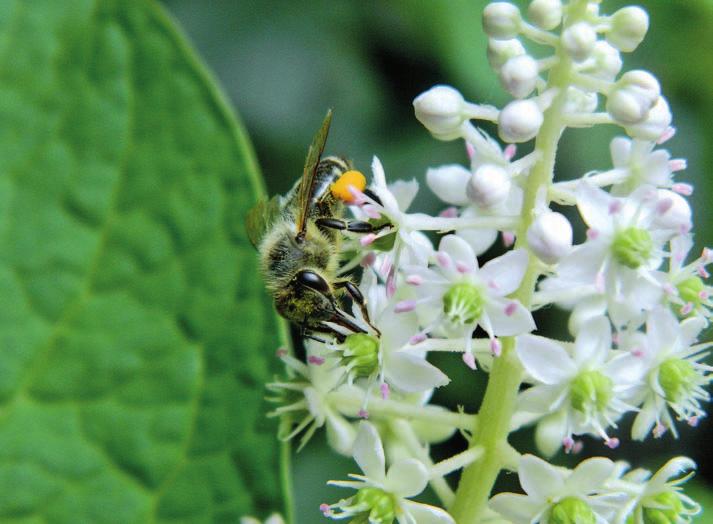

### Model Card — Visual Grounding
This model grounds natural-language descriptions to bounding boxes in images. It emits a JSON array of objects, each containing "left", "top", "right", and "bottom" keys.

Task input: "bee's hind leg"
[
  {"left": 335, "top": 279, "right": 381, "bottom": 336},
  {"left": 300, "top": 324, "right": 345, "bottom": 345}
]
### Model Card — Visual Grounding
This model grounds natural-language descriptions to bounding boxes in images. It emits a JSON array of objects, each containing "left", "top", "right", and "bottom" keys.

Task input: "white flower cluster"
[{"left": 261, "top": 1, "right": 709, "bottom": 523}]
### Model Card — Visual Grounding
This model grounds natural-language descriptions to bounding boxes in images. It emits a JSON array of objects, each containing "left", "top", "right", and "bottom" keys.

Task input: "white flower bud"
[
  {"left": 527, "top": 0, "right": 562, "bottom": 30},
  {"left": 625, "top": 96, "right": 672, "bottom": 141},
  {"left": 606, "top": 70, "right": 660, "bottom": 125},
  {"left": 498, "top": 99, "right": 543, "bottom": 143},
  {"left": 527, "top": 211, "right": 572, "bottom": 264},
  {"left": 607, "top": 6, "right": 649, "bottom": 52},
  {"left": 564, "top": 87, "right": 598, "bottom": 115},
  {"left": 589, "top": 41, "right": 622, "bottom": 81},
  {"left": 561, "top": 22, "right": 596, "bottom": 62},
  {"left": 499, "top": 54, "right": 539, "bottom": 98},
  {"left": 483, "top": 2, "right": 521, "bottom": 40},
  {"left": 413, "top": 85, "right": 466, "bottom": 140},
  {"left": 426, "top": 164, "right": 472, "bottom": 206},
  {"left": 487, "top": 38, "right": 526, "bottom": 72},
  {"left": 653, "top": 189, "right": 691, "bottom": 233},
  {"left": 466, "top": 164, "right": 511, "bottom": 208}
]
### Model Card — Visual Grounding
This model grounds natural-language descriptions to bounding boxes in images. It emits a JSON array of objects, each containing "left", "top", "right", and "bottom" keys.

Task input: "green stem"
[{"left": 449, "top": 2, "right": 590, "bottom": 521}]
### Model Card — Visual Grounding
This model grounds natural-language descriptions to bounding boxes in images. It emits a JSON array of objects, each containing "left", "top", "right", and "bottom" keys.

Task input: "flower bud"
[
  {"left": 550, "top": 497, "right": 597, "bottom": 524},
  {"left": 498, "top": 99, "right": 543, "bottom": 143},
  {"left": 466, "top": 164, "right": 511, "bottom": 208},
  {"left": 564, "top": 87, "right": 598, "bottom": 115},
  {"left": 483, "top": 2, "right": 521, "bottom": 40},
  {"left": 606, "top": 70, "right": 660, "bottom": 125},
  {"left": 589, "top": 41, "right": 622, "bottom": 81},
  {"left": 499, "top": 54, "right": 539, "bottom": 99},
  {"left": 607, "top": 6, "right": 649, "bottom": 52},
  {"left": 625, "top": 96, "right": 672, "bottom": 141},
  {"left": 427, "top": 164, "right": 472, "bottom": 206},
  {"left": 527, "top": 211, "right": 573, "bottom": 264},
  {"left": 653, "top": 189, "right": 691, "bottom": 233},
  {"left": 561, "top": 22, "right": 596, "bottom": 62},
  {"left": 527, "top": 0, "right": 562, "bottom": 30},
  {"left": 413, "top": 85, "right": 466, "bottom": 140},
  {"left": 487, "top": 38, "right": 526, "bottom": 72}
]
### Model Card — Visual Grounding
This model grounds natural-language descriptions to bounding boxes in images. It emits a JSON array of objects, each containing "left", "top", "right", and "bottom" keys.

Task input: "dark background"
[{"left": 161, "top": 0, "right": 713, "bottom": 519}]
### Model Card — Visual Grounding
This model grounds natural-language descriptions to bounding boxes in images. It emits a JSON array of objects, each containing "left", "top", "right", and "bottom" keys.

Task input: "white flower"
[
  {"left": 615, "top": 457, "right": 700, "bottom": 523},
  {"left": 403, "top": 235, "right": 534, "bottom": 368},
  {"left": 489, "top": 454, "right": 618, "bottom": 524},
  {"left": 625, "top": 96, "right": 672, "bottom": 141},
  {"left": 322, "top": 422, "right": 455, "bottom": 524},
  {"left": 240, "top": 514, "right": 285, "bottom": 524},
  {"left": 607, "top": 135, "right": 683, "bottom": 193},
  {"left": 626, "top": 307, "right": 712, "bottom": 440},
  {"left": 515, "top": 317, "right": 639, "bottom": 454}
]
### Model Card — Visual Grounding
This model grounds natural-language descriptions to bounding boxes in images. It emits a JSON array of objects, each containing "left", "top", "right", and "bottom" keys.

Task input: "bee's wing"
[
  {"left": 245, "top": 195, "right": 281, "bottom": 249},
  {"left": 295, "top": 109, "right": 333, "bottom": 237}
]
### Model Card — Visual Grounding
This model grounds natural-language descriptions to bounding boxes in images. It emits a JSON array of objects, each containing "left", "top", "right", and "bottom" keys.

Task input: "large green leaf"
[{"left": 0, "top": 0, "right": 289, "bottom": 521}]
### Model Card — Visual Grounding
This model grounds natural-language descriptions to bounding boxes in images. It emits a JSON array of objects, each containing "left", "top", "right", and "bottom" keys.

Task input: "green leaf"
[{"left": 0, "top": 0, "right": 289, "bottom": 521}]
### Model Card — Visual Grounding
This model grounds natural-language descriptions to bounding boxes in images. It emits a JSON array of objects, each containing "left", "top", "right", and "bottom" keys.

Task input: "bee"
[{"left": 246, "top": 110, "right": 388, "bottom": 341}]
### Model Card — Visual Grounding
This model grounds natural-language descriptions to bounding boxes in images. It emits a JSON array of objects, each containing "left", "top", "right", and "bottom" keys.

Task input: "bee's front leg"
[
  {"left": 315, "top": 217, "right": 391, "bottom": 234},
  {"left": 334, "top": 279, "right": 381, "bottom": 336}
]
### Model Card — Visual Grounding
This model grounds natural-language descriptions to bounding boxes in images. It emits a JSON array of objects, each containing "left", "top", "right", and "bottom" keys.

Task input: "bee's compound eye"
[
  {"left": 331, "top": 170, "right": 366, "bottom": 203},
  {"left": 296, "top": 270, "right": 331, "bottom": 294}
]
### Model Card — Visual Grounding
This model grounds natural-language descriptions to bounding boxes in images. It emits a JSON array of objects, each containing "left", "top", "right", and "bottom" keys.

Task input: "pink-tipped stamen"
[
  {"left": 504, "top": 143, "right": 517, "bottom": 160},
  {"left": 663, "top": 283, "right": 676, "bottom": 295},
  {"left": 653, "top": 423, "right": 666, "bottom": 438},
  {"left": 465, "top": 141, "right": 476, "bottom": 160},
  {"left": 679, "top": 223, "right": 692, "bottom": 235},
  {"left": 487, "top": 279, "right": 499, "bottom": 290},
  {"left": 348, "top": 186, "right": 368, "bottom": 205},
  {"left": 320, "top": 504, "right": 333, "bottom": 517},
  {"left": 504, "top": 302, "right": 517, "bottom": 317},
  {"left": 386, "top": 271, "right": 397, "bottom": 298},
  {"left": 409, "top": 333, "right": 427, "bottom": 345},
  {"left": 439, "top": 206, "right": 458, "bottom": 218},
  {"left": 672, "top": 183, "right": 693, "bottom": 196},
  {"left": 502, "top": 231, "right": 515, "bottom": 247},
  {"left": 586, "top": 228, "right": 599, "bottom": 240},
  {"left": 702, "top": 247, "right": 713, "bottom": 264},
  {"left": 456, "top": 261, "right": 471, "bottom": 273},
  {"left": 631, "top": 346, "right": 644, "bottom": 358},
  {"left": 680, "top": 302, "right": 694, "bottom": 315},
  {"left": 595, "top": 272, "right": 605, "bottom": 293},
  {"left": 276, "top": 348, "right": 288, "bottom": 358},
  {"left": 699, "top": 290, "right": 709, "bottom": 301},
  {"left": 380, "top": 257, "right": 392, "bottom": 277},
  {"left": 605, "top": 437, "right": 620, "bottom": 449},
  {"left": 563, "top": 436, "right": 574, "bottom": 453},
  {"left": 436, "top": 251, "right": 452, "bottom": 269},
  {"left": 395, "top": 299, "right": 417, "bottom": 313},
  {"left": 657, "top": 126, "right": 676, "bottom": 144},
  {"left": 360, "top": 252, "right": 376, "bottom": 268},
  {"left": 572, "top": 441, "right": 584, "bottom": 454},
  {"left": 490, "top": 338, "right": 502, "bottom": 357},
  {"left": 669, "top": 158, "right": 687, "bottom": 172},
  {"left": 380, "top": 382, "right": 390, "bottom": 400},
  {"left": 307, "top": 355, "right": 325, "bottom": 366},
  {"left": 697, "top": 265, "right": 710, "bottom": 279},
  {"left": 363, "top": 205, "right": 382, "bottom": 220},
  {"left": 406, "top": 274, "right": 423, "bottom": 286},
  {"left": 608, "top": 200, "right": 623, "bottom": 215},
  {"left": 462, "top": 352, "right": 477, "bottom": 370},
  {"left": 688, "top": 416, "right": 700, "bottom": 427},
  {"left": 360, "top": 233, "right": 377, "bottom": 246},
  {"left": 358, "top": 409, "right": 369, "bottom": 419},
  {"left": 611, "top": 332, "right": 620, "bottom": 345},
  {"left": 656, "top": 197, "right": 673, "bottom": 215}
]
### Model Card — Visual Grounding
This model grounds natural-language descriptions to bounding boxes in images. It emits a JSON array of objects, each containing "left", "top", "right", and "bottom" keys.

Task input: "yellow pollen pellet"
[{"left": 331, "top": 170, "right": 366, "bottom": 203}]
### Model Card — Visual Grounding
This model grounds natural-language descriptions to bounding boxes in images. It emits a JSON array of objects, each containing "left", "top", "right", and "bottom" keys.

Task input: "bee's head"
[{"left": 274, "top": 270, "right": 336, "bottom": 324}]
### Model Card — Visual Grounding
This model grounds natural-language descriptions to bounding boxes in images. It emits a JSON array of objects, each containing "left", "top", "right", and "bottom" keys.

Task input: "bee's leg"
[
  {"left": 300, "top": 324, "right": 345, "bottom": 344},
  {"left": 330, "top": 309, "right": 368, "bottom": 335},
  {"left": 335, "top": 280, "right": 381, "bottom": 336},
  {"left": 315, "top": 217, "right": 392, "bottom": 234},
  {"left": 362, "top": 188, "right": 383, "bottom": 206}
]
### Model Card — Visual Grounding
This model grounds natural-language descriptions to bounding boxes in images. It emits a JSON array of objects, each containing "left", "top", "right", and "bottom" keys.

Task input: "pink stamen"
[
  {"left": 605, "top": 437, "right": 620, "bottom": 449},
  {"left": 679, "top": 223, "right": 692, "bottom": 235},
  {"left": 502, "top": 231, "right": 515, "bottom": 247},
  {"left": 611, "top": 332, "right": 620, "bottom": 345},
  {"left": 669, "top": 159, "right": 687, "bottom": 172},
  {"left": 631, "top": 346, "right": 644, "bottom": 357},
  {"left": 699, "top": 290, "right": 709, "bottom": 300},
  {"left": 456, "top": 261, "right": 471, "bottom": 273},
  {"left": 572, "top": 441, "right": 584, "bottom": 454},
  {"left": 386, "top": 271, "right": 397, "bottom": 298},
  {"left": 698, "top": 266, "right": 710, "bottom": 279},
  {"left": 307, "top": 355, "right": 325, "bottom": 366},
  {"left": 490, "top": 338, "right": 502, "bottom": 357},
  {"left": 688, "top": 416, "right": 700, "bottom": 427},
  {"left": 436, "top": 251, "right": 452, "bottom": 269},
  {"left": 673, "top": 250, "right": 685, "bottom": 264},
  {"left": 663, "top": 283, "right": 676, "bottom": 295},
  {"left": 276, "top": 348, "right": 288, "bottom": 358},
  {"left": 672, "top": 183, "right": 693, "bottom": 196},
  {"left": 360, "top": 252, "right": 376, "bottom": 267},
  {"left": 657, "top": 126, "right": 676, "bottom": 144},
  {"left": 504, "top": 302, "right": 517, "bottom": 316},
  {"left": 363, "top": 205, "right": 382, "bottom": 219},
  {"left": 653, "top": 423, "right": 666, "bottom": 438},
  {"left": 320, "top": 504, "right": 333, "bottom": 517},
  {"left": 504, "top": 143, "right": 517, "bottom": 160},
  {"left": 656, "top": 197, "right": 673, "bottom": 215},
  {"left": 380, "top": 382, "right": 390, "bottom": 400},
  {"left": 358, "top": 409, "right": 369, "bottom": 419},
  {"left": 680, "top": 302, "right": 694, "bottom": 315},
  {"left": 439, "top": 206, "right": 458, "bottom": 218},
  {"left": 563, "top": 436, "right": 574, "bottom": 453},
  {"left": 466, "top": 141, "right": 476, "bottom": 160},
  {"left": 487, "top": 279, "right": 499, "bottom": 290},
  {"left": 702, "top": 247, "right": 713, "bottom": 264},
  {"left": 409, "top": 333, "right": 427, "bottom": 345},
  {"left": 395, "top": 299, "right": 417, "bottom": 313},
  {"left": 360, "top": 233, "right": 377, "bottom": 246},
  {"left": 587, "top": 228, "right": 599, "bottom": 240},
  {"left": 608, "top": 200, "right": 623, "bottom": 215},
  {"left": 595, "top": 272, "right": 605, "bottom": 293},
  {"left": 380, "top": 258, "right": 392, "bottom": 277},
  {"left": 406, "top": 274, "right": 423, "bottom": 286},
  {"left": 462, "top": 352, "right": 477, "bottom": 370},
  {"left": 348, "top": 186, "right": 368, "bottom": 205}
]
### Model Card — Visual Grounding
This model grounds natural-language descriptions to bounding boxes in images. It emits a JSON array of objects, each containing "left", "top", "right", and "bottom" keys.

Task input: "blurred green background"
[{"left": 161, "top": 0, "right": 713, "bottom": 519}]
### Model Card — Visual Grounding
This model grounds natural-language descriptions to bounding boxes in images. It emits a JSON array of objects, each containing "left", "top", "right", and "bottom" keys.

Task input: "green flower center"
[
  {"left": 351, "top": 487, "right": 396, "bottom": 524},
  {"left": 638, "top": 491, "right": 685, "bottom": 524},
  {"left": 549, "top": 497, "right": 596, "bottom": 524},
  {"left": 570, "top": 370, "right": 613, "bottom": 414},
  {"left": 677, "top": 276, "right": 704, "bottom": 307},
  {"left": 658, "top": 358, "right": 696, "bottom": 403},
  {"left": 443, "top": 282, "right": 485, "bottom": 324},
  {"left": 342, "top": 334, "right": 380, "bottom": 378},
  {"left": 612, "top": 226, "right": 653, "bottom": 269}
]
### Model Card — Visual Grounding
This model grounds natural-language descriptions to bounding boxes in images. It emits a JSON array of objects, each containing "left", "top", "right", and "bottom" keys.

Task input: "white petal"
[
  {"left": 426, "top": 164, "right": 472, "bottom": 206},
  {"left": 573, "top": 316, "right": 611, "bottom": 368},
  {"left": 649, "top": 456, "right": 696, "bottom": 486},
  {"left": 456, "top": 227, "right": 499, "bottom": 257},
  {"left": 646, "top": 307, "right": 678, "bottom": 354},
  {"left": 489, "top": 493, "right": 543, "bottom": 524},
  {"left": 535, "top": 410, "right": 568, "bottom": 458},
  {"left": 555, "top": 241, "right": 608, "bottom": 284},
  {"left": 325, "top": 413, "right": 357, "bottom": 456},
  {"left": 609, "top": 136, "right": 632, "bottom": 168},
  {"left": 401, "top": 500, "right": 456, "bottom": 524},
  {"left": 353, "top": 421, "right": 386, "bottom": 482},
  {"left": 390, "top": 179, "right": 419, "bottom": 212},
  {"left": 680, "top": 316, "right": 706, "bottom": 346},
  {"left": 631, "top": 399, "right": 657, "bottom": 441},
  {"left": 576, "top": 181, "right": 615, "bottom": 235},
  {"left": 438, "top": 234, "right": 478, "bottom": 272},
  {"left": 385, "top": 351, "right": 450, "bottom": 393},
  {"left": 519, "top": 454, "right": 565, "bottom": 500},
  {"left": 518, "top": 384, "right": 566, "bottom": 414},
  {"left": 385, "top": 459, "right": 429, "bottom": 497},
  {"left": 568, "top": 457, "right": 615, "bottom": 493},
  {"left": 479, "top": 249, "right": 529, "bottom": 296},
  {"left": 516, "top": 335, "right": 577, "bottom": 384},
  {"left": 485, "top": 298, "right": 535, "bottom": 336}
]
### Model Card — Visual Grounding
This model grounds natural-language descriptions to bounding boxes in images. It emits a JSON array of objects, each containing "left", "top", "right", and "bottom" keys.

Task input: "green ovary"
[
  {"left": 343, "top": 334, "right": 380, "bottom": 378},
  {"left": 570, "top": 370, "right": 613, "bottom": 414},
  {"left": 351, "top": 487, "right": 396, "bottom": 524},
  {"left": 549, "top": 497, "right": 596, "bottom": 524},
  {"left": 677, "top": 276, "right": 704, "bottom": 307},
  {"left": 612, "top": 227, "right": 653, "bottom": 269},
  {"left": 442, "top": 282, "right": 485, "bottom": 325},
  {"left": 658, "top": 358, "right": 696, "bottom": 403}
]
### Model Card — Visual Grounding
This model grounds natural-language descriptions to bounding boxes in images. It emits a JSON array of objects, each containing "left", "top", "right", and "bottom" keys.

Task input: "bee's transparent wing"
[
  {"left": 295, "top": 109, "right": 332, "bottom": 237},
  {"left": 245, "top": 195, "right": 281, "bottom": 249}
]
